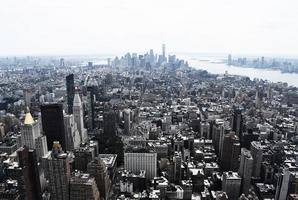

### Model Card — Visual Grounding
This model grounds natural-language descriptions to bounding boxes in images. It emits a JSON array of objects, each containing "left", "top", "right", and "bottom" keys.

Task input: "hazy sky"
[{"left": 1, "top": 0, "right": 298, "bottom": 56}]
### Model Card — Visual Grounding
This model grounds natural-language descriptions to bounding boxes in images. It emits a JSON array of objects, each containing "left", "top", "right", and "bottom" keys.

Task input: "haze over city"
[{"left": 1, "top": 0, "right": 298, "bottom": 56}]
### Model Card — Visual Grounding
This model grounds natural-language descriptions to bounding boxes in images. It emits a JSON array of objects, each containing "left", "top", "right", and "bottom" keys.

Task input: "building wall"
[
  {"left": 124, "top": 152, "right": 157, "bottom": 179},
  {"left": 21, "top": 122, "right": 40, "bottom": 149}
]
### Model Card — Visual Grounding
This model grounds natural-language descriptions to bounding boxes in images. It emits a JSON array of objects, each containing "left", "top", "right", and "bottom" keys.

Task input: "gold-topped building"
[
  {"left": 21, "top": 108, "right": 41, "bottom": 149},
  {"left": 24, "top": 110, "right": 34, "bottom": 125}
]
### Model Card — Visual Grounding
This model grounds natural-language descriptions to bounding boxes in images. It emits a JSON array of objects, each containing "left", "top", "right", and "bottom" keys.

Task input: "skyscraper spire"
[
  {"left": 24, "top": 107, "right": 34, "bottom": 125},
  {"left": 21, "top": 107, "right": 41, "bottom": 150}
]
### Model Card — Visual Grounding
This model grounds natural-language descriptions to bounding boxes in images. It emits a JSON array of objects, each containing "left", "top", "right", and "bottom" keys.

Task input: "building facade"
[{"left": 124, "top": 151, "right": 157, "bottom": 179}]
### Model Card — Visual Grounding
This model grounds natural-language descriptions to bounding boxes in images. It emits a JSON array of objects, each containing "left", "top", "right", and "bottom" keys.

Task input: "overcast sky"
[{"left": 0, "top": 0, "right": 298, "bottom": 56}]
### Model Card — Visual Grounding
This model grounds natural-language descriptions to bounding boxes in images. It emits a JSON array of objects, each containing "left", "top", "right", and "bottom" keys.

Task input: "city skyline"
[
  {"left": 1, "top": 0, "right": 298, "bottom": 199},
  {"left": 1, "top": 46, "right": 298, "bottom": 199},
  {"left": 1, "top": 0, "right": 298, "bottom": 56}
]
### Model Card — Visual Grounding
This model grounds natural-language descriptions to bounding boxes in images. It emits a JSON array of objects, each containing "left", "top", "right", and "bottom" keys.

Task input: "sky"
[{"left": 0, "top": 0, "right": 298, "bottom": 56}]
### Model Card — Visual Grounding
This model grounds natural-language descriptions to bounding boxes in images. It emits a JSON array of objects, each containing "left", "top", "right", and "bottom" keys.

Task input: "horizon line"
[{"left": 1, "top": 51, "right": 298, "bottom": 59}]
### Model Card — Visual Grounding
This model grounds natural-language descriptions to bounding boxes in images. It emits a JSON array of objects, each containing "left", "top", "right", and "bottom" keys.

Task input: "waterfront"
[{"left": 183, "top": 55, "right": 298, "bottom": 87}]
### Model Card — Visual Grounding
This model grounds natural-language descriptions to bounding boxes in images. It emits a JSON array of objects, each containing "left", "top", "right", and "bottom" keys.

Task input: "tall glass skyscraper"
[
  {"left": 40, "top": 103, "right": 66, "bottom": 150},
  {"left": 66, "top": 74, "right": 75, "bottom": 114}
]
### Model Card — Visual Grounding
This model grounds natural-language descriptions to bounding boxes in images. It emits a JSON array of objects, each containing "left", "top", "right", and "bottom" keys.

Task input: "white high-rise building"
[
  {"left": 124, "top": 149, "right": 157, "bottom": 179},
  {"left": 64, "top": 114, "right": 80, "bottom": 150},
  {"left": 73, "top": 92, "right": 87, "bottom": 143},
  {"left": 124, "top": 109, "right": 131, "bottom": 135},
  {"left": 35, "top": 135, "right": 48, "bottom": 159},
  {"left": 21, "top": 109, "right": 41, "bottom": 149}
]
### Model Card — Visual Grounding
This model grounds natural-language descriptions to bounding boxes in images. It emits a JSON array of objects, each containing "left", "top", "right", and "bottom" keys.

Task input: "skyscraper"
[
  {"left": 64, "top": 113, "right": 80, "bottom": 151},
  {"left": 275, "top": 168, "right": 291, "bottom": 200},
  {"left": 149, "top": 49, "right": 155, "bottom": 65},
  {"left": 231, "top": 107, "right": 243, "bottom": 138},
  {"left": 238, "top": 148, "right": 253, "bottom": 194},
  {"left": 60, "top": 58, "right": 65, "bottom": 67},
  {"left": 222, "top": 171, "right": 242, "bottom": 200},
  {"left": 74, "top": 145, "right": 95, "bottom": 172},
  {"left": 212, "top": 119, "right": 225, "bottom": 155},
  {"left": 174, "top": 152, "right": 182, "bottom": 183},
  {"left": 70, "top": 172, "right": 100, "bottom": 200},
  {"left": 24, "top": 89, "right": 32, "bottom": 108},
  {"left": 21, "top": 108, "right": 40, "bottom": 149},
  {"left": 66, "top": 74, "right": 75, "bottom": 114},
  {"left": 123, "top": 109, "right": 131, "bottom": 135},
  {"left": 228, "top": 54, "right": 232, "bottom": 65},
  {"left": 220, "top": 132, "right": 240, "bottom": 171},
  {"left": 162, "top": 44, "right": 166, "bottom": 62},
  {"left": 103, "top": 109, "right": 116, "bottom": 136},
  {"left": 87, "top": 157, "right": 111, "bottom": 200},
  {"left": 40, "top": 103, "right": 66, "bottom": 150},
  {"left": 255, "top": 89, "right": 261, "bottom": 109},
  {"left": 73, "top": 91, "right": 87, "bottom": 143},
  {"left": 18, "top": 147, "right": 42, "bottom": 200},
  {"left": 124, "top": 148, "right": 157, "bottom": 180},
  {"left": 200, "top": 121, "right": 210, "bottom": 139},
  {"left": 87, "top": 86, "right": 96, "bottom": 130},
  {"left": 250, "top": 141, "right": 263, "bottom": 177},
  {"left": 35, "top": 135, "right": 48, "bottom": 160},
  {"left": 43, "top": 142, "right": 72, "bottom": 200}
]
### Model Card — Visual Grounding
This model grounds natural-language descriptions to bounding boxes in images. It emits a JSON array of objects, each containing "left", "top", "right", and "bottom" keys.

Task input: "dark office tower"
[
  {"left": 40, "top": 103, "right": 66, "bottom": 150},
  {"left": 18, "top": 147, "right": 42, "bottom": 200},
  {"left": 255, "top": 89, "right": 262, "bottom": 109},
  {"left": 174, "top": 152, "right": 182, "bottom": 183},
  {"left": 87, "top": 86, "right": 96, "bottom": 130},
  {"left": 220, "top": 132, "right": 240, "bottom": 171},
  {"left": 73, "top": 146, "right": 95, "bottom": 172},
  {"left": 103, "top": 109, "right": 116, "bottom": 135},
  {"left": 66, "top": 74, "right": 75, "bottom": 114},
  {"left": 232, "top": 107, "right": 243, "bottom": 138}
]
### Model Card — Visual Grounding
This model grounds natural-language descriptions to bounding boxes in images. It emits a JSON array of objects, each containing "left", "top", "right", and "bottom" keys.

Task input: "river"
[{"left": 180, "top": 55, "right": 298, "bottom": 87}]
